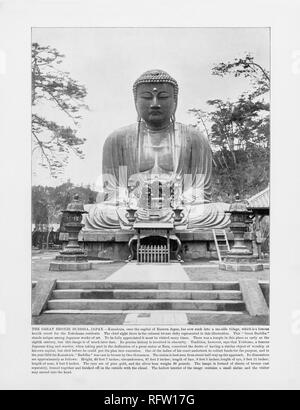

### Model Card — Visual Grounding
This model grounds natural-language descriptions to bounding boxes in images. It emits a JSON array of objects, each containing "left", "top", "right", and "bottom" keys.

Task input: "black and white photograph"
[
  {"left": 31, "top": 27, "right": 270, "bottom": 326},
  {"left": 1, "top": 0, "right": 300, "bottom": 393}
]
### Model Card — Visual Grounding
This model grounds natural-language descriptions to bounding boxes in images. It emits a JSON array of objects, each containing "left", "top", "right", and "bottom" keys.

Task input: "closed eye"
[
  {"left": 158, "top": 92, "right": 170, "bottom": 99},
  {"left": 139, "top": 93, "right": 153, "bottom": 99}
]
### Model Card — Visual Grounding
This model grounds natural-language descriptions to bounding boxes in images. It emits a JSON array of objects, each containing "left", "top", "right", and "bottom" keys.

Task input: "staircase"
[
  {"left": 213, "top": 229, "right": 230, "bottom": 262},
  {"left": 43, "top": 280, "right": 246, "bottom": 314}
]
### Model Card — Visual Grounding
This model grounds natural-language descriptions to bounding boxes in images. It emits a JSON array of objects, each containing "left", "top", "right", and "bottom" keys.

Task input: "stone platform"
[
  {"left": 60, "top": 230, "right": 255, "bottom": 261},
  {"left": 105, "top": 262, "right": 190, "bottom": 282}
]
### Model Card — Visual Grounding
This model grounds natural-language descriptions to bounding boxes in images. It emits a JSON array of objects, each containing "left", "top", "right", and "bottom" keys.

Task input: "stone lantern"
[
  {"left": 219, "top": 194, "right": 263, "bottom": 272},
  {"left": 49, "top": 194, "right": 92, "bottom": 271}
]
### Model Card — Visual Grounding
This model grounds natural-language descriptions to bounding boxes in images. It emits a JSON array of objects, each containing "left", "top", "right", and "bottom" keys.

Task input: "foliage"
[
  {"left": 32, "top": 43, "right": 88, "bottom": 178},
  {"left": 189, "top": 54, "right": 270, "bottom": 201},
  {"left": 207, "top": 97, "right": 269, "bottom": 157},
  {"left": 32, "top": 186, "right": 49, "bottom": 225},
  {"left": 32, "top": 182, "right": 97, "bottom": 227},
  {"left": 211, "top": 148, "right": 269, "bottom": 201},
  {"left": 212, "top": 53, "right": 270, "bottom": 99}
]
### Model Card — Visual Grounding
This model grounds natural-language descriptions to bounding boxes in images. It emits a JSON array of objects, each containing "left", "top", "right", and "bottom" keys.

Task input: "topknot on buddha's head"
[{"left": 133, "top": 69, "right": 179, "bottom": 101}]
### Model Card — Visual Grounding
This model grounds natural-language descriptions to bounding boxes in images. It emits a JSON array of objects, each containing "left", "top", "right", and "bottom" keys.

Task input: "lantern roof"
[
  {"left": 64, "top": 194, "right": 87, "bottom": 213},
  {"left": 229, "top": 194, "right": 250, "bottom": 213}
]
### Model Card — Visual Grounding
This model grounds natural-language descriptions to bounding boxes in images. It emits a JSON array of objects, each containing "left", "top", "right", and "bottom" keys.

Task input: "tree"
[
  {"left": 32, "top": 186, "right": 49, "bottom": 226},
  {"left": 212, "top": 53, "right": 270, "bottom": 99},
  {"left": 208, "top": 97, "right": 269, "bottom": 150},
  {"left": 32, "top": 43, "right": 88, "bottom": 178},
  {"left": 189, "top": 54, "right": 270, "bottom": 200},
  {"left": 31, "top": 182, "right": 97, "bottom": 227}
]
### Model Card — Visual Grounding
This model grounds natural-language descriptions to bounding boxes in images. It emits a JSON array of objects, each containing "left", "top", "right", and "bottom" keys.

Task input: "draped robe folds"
[{"left": 84, "top": 122, "right": 230, "bottom": 230}]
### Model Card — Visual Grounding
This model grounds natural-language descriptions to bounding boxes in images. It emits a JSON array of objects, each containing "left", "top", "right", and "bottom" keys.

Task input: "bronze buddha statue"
[{"left": 84, "top": 69, "right": 230, "bottom": 231}]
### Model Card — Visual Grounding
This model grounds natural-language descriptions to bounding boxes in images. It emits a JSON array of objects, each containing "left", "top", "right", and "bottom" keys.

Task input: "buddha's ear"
[
  {"left": 134, "top": 100, "right": 141, "bottom": 119},
  {"left": 173, "top": 99, "right": 178, "bottom": 114}
]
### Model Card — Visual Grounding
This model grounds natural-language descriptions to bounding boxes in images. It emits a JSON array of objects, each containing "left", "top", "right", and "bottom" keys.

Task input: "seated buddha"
[{"left": 84, "top": 69, "right": 230, "bottom": 231}]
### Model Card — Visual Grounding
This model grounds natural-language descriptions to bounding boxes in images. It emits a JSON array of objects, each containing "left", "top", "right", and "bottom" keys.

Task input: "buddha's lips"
[{"left": 149, "top": 111, "right": 162, "bottom": 115}]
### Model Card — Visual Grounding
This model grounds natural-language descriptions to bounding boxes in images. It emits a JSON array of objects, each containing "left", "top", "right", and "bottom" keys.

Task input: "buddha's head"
[{"left": 133, "top": 69, "right": 178, "bottom": 129}]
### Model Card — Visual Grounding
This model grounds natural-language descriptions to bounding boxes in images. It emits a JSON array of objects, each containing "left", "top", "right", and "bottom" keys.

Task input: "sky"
[{"left": 32, "top": 27, "right": 270, "bottom": 188}]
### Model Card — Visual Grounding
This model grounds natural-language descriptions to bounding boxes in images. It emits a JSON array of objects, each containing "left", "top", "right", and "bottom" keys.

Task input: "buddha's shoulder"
[{"left": 104, "top": 123, "right": 137, "bottom": 143}]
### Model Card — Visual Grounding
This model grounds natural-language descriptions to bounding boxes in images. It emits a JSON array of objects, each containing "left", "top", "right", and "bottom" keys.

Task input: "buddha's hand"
[{"left": 181, "top": 189, "right": 196, "bottom": 205}]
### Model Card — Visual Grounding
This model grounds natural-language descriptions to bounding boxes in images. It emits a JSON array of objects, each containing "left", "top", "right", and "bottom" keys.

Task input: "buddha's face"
[{"left": 135, "top": 83, "right": 177, "bottom": 128}]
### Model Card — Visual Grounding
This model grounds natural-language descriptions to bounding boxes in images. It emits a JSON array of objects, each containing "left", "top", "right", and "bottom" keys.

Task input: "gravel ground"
[
  {"left": 32, "top": 254, "right": 126, "bottom": 281},
  {"left": 184, "top": 267, "right": 270, "bottom": 281},
  {"left": 32, "top": 253, "right": 269, "bottom": 282}
]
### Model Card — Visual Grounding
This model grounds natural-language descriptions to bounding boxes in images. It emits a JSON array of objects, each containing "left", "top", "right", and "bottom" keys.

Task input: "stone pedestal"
[
  {"left": 50, "top": 231, "right": 92, "bottom": 271},
  {"left": 219, "top": 256, "right": 263, "bottom": 272},
  {"left": 219, "top": 194, "right": 263, "bottom": 272},
  {"left": 219, "top": 238, "right": 263, "bottom": 271},
  {"left": 49, "top": 254, "right": 92, "bottom": 271},
  {"left": 49, "top": 194, "right": 92, "bottom": 271}
]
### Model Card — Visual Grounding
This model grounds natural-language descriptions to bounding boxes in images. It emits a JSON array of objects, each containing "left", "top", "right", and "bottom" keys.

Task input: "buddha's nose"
[{"left": 150, "top": 96, "right": 160, "bottom": 108}]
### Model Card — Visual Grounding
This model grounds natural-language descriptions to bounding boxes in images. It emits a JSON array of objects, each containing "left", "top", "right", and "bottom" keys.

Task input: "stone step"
[
  {"left": 52, "top": 289, "right": 242, "bottom": 301},
  {"left": 43, "top": 309, "right": 245, "bottom": 315},
  {"left": 55, "top": 281, "right": 240, "bottom": 291},
  {"left": 47, "top": 299, "right": 245, "bottom": 312}
]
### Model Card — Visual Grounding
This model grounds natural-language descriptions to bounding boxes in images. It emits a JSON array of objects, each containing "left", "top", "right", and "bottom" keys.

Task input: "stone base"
[
  {"left": 49, "top": 253, "right": 92, "bottom": 271},
  {"left": 219, "top": 262, "right": 264, "bottom": 272},
  {"left": 60, "top": 230, "right": 254, "bottom": 261},
  {"left": 219, "top": 252, "right": 264, "bottom": 272},
  {"left": 49, "top": 261, "right": 92, "bottom": 271},
  {"left": 224, "top": 255, "right": 259, "bottom": 263},
  {"left": 54, "top": 253, "right": 88, "bottom": 262},
  {"left": 82, "top": 239, "right": 215, "bottom": 261}
]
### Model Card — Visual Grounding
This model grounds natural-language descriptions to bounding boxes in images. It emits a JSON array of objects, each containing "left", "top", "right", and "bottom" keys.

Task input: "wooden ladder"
[{"left": 213, "top": 229, "right": 230, "bottom": 262}]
